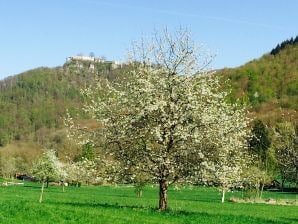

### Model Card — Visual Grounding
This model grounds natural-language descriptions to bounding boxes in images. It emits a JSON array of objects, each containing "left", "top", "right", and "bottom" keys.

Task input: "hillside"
[
  {"left": 219, "top": 37, "right": 298, "bottom": 125},
  {"left": 0, "top": 38, "right": 297, "bottom": 174},
  {"left": 0, "top": 60, "right": 125, "bottom": 170}
]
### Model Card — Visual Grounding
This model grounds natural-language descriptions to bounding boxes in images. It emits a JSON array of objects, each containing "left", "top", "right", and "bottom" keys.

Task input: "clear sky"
[{"left": 0, "top": 0, "right": 297, "bottom": 79}]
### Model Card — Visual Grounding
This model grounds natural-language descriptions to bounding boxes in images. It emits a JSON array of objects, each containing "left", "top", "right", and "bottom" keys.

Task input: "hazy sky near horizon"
[{"left": 0, "top": 0, "right": 297, "bottom": 79}]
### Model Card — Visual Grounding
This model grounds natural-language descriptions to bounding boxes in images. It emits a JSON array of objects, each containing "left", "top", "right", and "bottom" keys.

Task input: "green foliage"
[
  {"left": 79, "top": 142, "right": 95, "bottom": 161},
  {"left": 32, "top": 150, "right": 60, "bottom": 182},
  {"left": 0, "top": 64, "right": 116, "bottom": 149},
  {"left": 219, "top": 37, "right": 298, "bottom": 124},
  {"left": 273, "top": 122, "right": 298, "bottom": 186},
  {"left": 0, "top": 131, "right": 9, "bottom": 146},
  {"left": 249, "top": 119, "right": 271, "bottom": 163},
  {"left": 286, "top": 79, "right": 298, "bottom": 96}
]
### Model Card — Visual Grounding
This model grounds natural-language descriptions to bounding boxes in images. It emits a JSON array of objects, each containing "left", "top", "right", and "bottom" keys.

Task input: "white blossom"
[{"left": 66, "top": 29, "right": 250, "bottom": 210}]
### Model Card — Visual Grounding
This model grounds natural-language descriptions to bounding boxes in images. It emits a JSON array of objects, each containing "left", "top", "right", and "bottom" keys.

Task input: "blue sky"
[{"left": 0, "top": 0, "right": 297, "bottom": 79}]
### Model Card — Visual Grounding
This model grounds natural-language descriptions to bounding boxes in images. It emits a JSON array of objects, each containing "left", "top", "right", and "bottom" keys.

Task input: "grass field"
[{"left": 0, "top": 181, "right": 297, "bottom": 224}]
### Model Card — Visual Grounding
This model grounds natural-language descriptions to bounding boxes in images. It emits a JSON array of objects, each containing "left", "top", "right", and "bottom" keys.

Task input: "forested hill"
[
  {"left": 0, "top": 36, "right": 297, "bottom": 151},
  {"left": 0, "top": 61, "right": 122, "bottom": 149},
  {"left": 219, "top": 36, "right": 298, "bottom": 125}
]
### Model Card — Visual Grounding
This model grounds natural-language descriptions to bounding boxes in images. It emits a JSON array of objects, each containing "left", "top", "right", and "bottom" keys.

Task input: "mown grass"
[{"left": 0, "top": 181, "right": 297, "bottom": 224}]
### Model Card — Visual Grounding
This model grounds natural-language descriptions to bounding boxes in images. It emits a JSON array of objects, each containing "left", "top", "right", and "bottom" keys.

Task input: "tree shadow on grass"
[
  {"left": 48, "top": 201, "right": 290, "bottom": 224},
  {"left": 277, "top": 191, "right": 298, "bottom": 195},
  {"left": 49, "top": 200, "right": 149, "bottom": 210},
  {"left": 172, "top": 196, "right": 221, "bottom": 203},
  {"left": 267, "top": 188, "right": 298, "bottom": 194},
  {"left": 283, "top": 218, "right": 298, "bottom": 223},
  {"left": 23, "top": 185, "right": 41, "bottom": 189}
]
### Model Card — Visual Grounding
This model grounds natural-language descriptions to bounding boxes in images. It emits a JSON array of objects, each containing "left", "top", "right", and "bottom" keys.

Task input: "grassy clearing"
[{"left": 0, "top": 181, "right": 297, "bottom": 224}]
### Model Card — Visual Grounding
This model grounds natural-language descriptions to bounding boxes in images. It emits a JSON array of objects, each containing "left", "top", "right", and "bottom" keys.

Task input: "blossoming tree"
[
  {"left": 32, "top": 150, "right": 61, "bottom": 203},
  {"left": 67, "top": 29, "right": 250, "bottom": 210}
]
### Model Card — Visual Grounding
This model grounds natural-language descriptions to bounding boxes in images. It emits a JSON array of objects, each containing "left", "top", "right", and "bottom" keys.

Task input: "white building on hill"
[
  {"left": 66, "top": 55, "right": 124, "bottom": 70},
  {"left": 66, "top": 55, "right": 104, "bottom": 63}
]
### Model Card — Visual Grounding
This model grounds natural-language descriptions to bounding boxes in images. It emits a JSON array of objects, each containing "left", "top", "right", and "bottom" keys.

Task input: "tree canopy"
[{"left": 67, "top": 29, "right": 251, "bottom": 210}]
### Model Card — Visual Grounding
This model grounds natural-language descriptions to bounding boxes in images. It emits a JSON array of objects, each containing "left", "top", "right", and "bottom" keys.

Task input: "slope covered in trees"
[
  {"left": 0, "top": 36, "right": 297, "bottom": 185},
  {"left": 0, "top": 61, "right": 124, "bottom": 177},
  {"left": 0, "top": 61, "right": 124, "bottom": 146},
  {"left": 219, "top": 37, "right": 298, "bottom": 124},
  {"left": 0, "top": 67, "right": 82, "bottom": 147},
  {"left": 2, "top": 37, "right": 297, "bottom": 149}
]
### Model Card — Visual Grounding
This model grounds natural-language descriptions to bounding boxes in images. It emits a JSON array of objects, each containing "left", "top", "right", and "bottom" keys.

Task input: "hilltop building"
[
  {"left": 66, "top": 55, "right": 124, "bottom": 70},
  {"left": 66, "top": 55, "right": 104, "bottom": 63}
]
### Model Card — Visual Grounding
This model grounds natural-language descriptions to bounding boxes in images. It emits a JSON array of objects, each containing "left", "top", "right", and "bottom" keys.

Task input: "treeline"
[{"left": 270, "top": 35, "right": 298, "bottom": 55}]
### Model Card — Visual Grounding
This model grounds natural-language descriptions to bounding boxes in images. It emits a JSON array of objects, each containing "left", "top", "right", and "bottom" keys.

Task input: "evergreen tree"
[
  {"left": 274, "top": 122, "right": 298, "bottom": 190},
  {"left": 249, "top": 119, "right": 271, "bottom": 164},
  {"left": 270, "top": 35, "right": 298, "bottom": 55}
]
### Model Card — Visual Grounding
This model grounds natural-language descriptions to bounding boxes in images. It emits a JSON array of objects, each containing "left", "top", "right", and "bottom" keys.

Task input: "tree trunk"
[
  {"left": 221, "top": 189, "right": 225, "bottom": 203},
  {"left": 255, "top": 181, "right": 260, "bottom": 199},
  {"left": 137, "top": 190, "right": 142, "bottom": 198},
  {"left": 260, "top": 183, "right": 264, "bottom": 199},
  {"left": 295, "top": 167, "right": 298, "bottom": 195},
  {"left": 159, "top": 179, "right": 168, "bottom": 211},
  {"left": 46, "top": 177, "right": 49, "bottom": 188},
  {"left": 39, "top": 181, "right": 45, "bottom": 203},
  {"left": 281, "top": 177, "right": 285, "bottom": 192}
]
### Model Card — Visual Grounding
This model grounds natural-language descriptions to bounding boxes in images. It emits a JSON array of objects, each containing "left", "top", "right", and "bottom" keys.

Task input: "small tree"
[
  {"left": 248, "top": 119, "right": 272, "bottom": 196},
  {"left": 209, "top": 112, "right": 251, "bottom": 203},
  {"left": 242, "top": 166, "right": 271, "bottom": 199},
  {"left": 213, "top": 151, "right": 245, "bottom": 203},
  {"left": 249, "top": 119, "right": 271, "bottom": 166},
  {"left": 65, "top": 161, "right": 84, "bottom": 187},
  {"left": 57, "top": 161, "right": 68, "bottom": 192},
  {"left": 0, "top": 156, "right": 17, "bottom": 179},
  {"left": 65, "top": 158, "right": 98, "bottom": 186},
  {"left": 133, "top": 172, "right": 149, "bottom": 198},
  {"left": 32, "top": 150, "right": 60, "bottom": 203},
  {"left": 274, "top": 122, "right": 298, "bottom": 190}
]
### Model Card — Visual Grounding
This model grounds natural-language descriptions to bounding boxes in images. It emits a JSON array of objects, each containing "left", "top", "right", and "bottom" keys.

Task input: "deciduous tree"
[
  {"left": 67, "top": 29, "right": 250, "bottom": 210},
  {"left": 274, "top": 122, "right": 298, "bottom": 190},
  {"left": 32, "top": 150, "right": 61, "bottom": 203}
]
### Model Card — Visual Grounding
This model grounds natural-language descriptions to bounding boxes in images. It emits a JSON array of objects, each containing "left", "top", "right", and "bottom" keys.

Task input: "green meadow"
[{"left": 0, "top": 181, "right": 297, "bottom": 224}]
